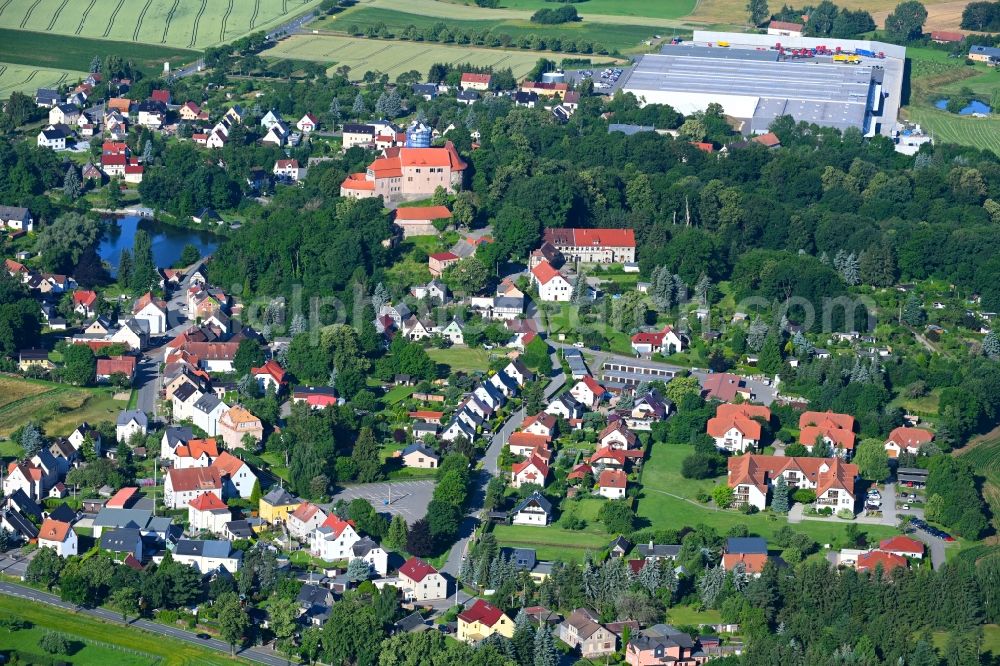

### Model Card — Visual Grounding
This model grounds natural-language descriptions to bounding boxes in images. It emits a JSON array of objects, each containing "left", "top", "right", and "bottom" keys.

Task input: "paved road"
[
  {"left": 174, "top": 7, "right": 320, "bottom": 79},
  {"left": 133, "top": 259, "right": 206, "bottom": 419},
  {"left": 0, "top": 581, "right": 285, "bottom": 665},
  {"left": 440, "top": 351, "right": 566, "bottom": 579}
]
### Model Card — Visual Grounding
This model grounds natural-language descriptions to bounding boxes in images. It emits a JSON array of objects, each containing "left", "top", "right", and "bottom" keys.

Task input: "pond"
[
  {"left": 97, "top": 216, "right": 221, "bottom": 277},
  {"left": 935, "top": 99, "right": 992, "bottom": 115}
]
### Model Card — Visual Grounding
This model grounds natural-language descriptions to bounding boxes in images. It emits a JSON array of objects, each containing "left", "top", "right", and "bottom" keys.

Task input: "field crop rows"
[
  {"left": 268, "top": 33, "right": 614, "bottom": 78},
  {"left": 0, "top": 0, "right": 325, "bottom": 49},
  {"left": 0, "top": 62, "right": 86, "bottom": 96},
  {"left": 906, "top": 106, "right": 1000, "bottom": 155},
  {"left": 957, "top": 437, "right": 1000, "bottom": 520},
  {"left": 324, "top": 5, "right": 658, "bottom": 53}
]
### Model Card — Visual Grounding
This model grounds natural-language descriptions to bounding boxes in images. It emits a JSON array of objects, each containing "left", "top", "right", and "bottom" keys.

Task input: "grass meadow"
[{"left": 0, "top": 375, "right": 128, "bottom": 438}]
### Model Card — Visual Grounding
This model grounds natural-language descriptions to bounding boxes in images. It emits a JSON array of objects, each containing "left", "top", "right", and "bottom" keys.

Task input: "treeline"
[
  {"left": 962, "top": 0, "right": 1000, "bottom": 30},
  {"left": 530, "top": 5, "right": 579, "bottom": 23},
  {"left": 346, "top": 20, "right": 610, "bottom": 54},
  {"left": 771, "top": 1, "right": 876, "bottom": 38}
]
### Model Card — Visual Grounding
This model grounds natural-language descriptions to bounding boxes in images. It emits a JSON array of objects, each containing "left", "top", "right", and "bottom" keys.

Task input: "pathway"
[{"left": 0, "top": 581, "right": 285, "bottom": 665}]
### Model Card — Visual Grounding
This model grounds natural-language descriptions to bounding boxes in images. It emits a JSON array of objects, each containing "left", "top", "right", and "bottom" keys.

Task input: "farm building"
[{"left": 620, "top": 31, "right": 904, "bottom": 136}]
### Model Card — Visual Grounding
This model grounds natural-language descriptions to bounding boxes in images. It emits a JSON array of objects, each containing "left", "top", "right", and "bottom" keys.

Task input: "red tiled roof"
[
  {"left": 523, "top": 412, "right": 557, "bottom": 431},
  {"left": 175, "top": 438, "right": 220, "bottom": 460},
  {"left": 341, "top": 173, "right": 375, "bottom": 190},
  {"left": 857, "top": 550, "right": 908, "bottom": 573},
  {"left": 96, "top": 355, "right": 136, "bottom": 378},
  {"left": 39, "top": 519, "right": 72, "bottom": 542},
  {"left": 567, "top": 463, "right": 592, "bottom": 480},
  {"left": 543, "top": 228, "right": 636, "bottom": 249},
  {"left": 275, "top": 158, "right": 299, "bottom": 169},
  {"left": 769, "top": 19, "right": 804, "bottom": 30},
  {"left": 799, "top": 410, "right": 855, "bottom": 431},
  {"left": 459, "top": 599, "right": 506, "bottom": 627},
  {"left": 461, "top": 73, "right": 492, "bottom": 84},
  {"left": 599, "top": 469, "right": 627, "bottom": 489},
  {"left": 290, "top": 501, "right": 322, "bottom": 523},
  {"left": 590, "top": 447, "right": 626, "bottom": 466},
  {"left": 701, "top": 372, "right": 747, "bottom": 401},
  {"left": 530, "top": 260, "right": 563, "bottom": 286},
  {"left": 394, "top": 205, "right": 452, "bottom": 221},
  {"left": 429, "top": 252, "right": 459, "bottom": 262},
  {"left": 409, "top": 410, "right": 444, "bottom": 421},
  {"left": 879, "top": 535, "right": 924, "bottom": 555},
  {"left": 189, "top": 491, "right": 228, "bottom": 511},
  {"left": 508, "top": 432, "right": 551, "bottom": 449},
  {"left": 252, "top": 359, "right": 287, "bottom": 384},
  {"left": 707, "top": 403, "right": 770, "bottom": 440},
  {"left": 631, "top": 325, "right": 677, "bottom": 346},
  {"left": 73, "top": 290, "right": 98, "bottom": 307},
  {"left": 722, "top": 552, "right": 769, "bottom": 574},
  {"left": 212, "top": 451, "right": 248, "bottom": 476},
  {"left": 399, "top": 556, "right": 438, "bottom": 582},
  {"left": 319, "top": 514, "right": 356, "bottom": 539},
  {"left": 727, "top": 454, "right": 858, "bottom": 499},
  {"left": 107, "top": 486, "right": 139, "bottom": 509},
  {"left": 167, "top": 466, "right": 223, "bottom": 492},
  {"left": 886, "top": 427, "right": 934, "bottom": 448},
  {"left": 512, "top": 454, "right": 549, "bottom": 479},
  {"left": 692, "top": 142, "right": 715, "bottom": 153},
  {"left": 577, "top": 375, "right": 606, "bottom": 396},
  {"left": 752, "top": 132, "right": 781, "bottom": 147},
  {"left": 931, "top": 30, "right": 964, "bottom": 42}
]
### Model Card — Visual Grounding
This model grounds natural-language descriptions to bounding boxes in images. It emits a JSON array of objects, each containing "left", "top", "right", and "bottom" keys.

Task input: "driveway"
[
  {"left": 0, "top": 581, "right": 284, "bottom": 665},
  {"left": 323, "top": 480, "right": 435, "bottom": 525}
]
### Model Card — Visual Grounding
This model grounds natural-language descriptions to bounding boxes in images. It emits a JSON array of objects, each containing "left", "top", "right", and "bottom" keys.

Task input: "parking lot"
[
  {"left": 323, "top": 480, "right": 435, "bottom": 525},
  {"left": 564, "top": 65, "right": 634, "bottom": 95}
]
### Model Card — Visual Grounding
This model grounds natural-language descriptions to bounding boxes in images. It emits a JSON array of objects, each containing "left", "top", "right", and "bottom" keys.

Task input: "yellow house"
[
  {"left": 259, "top": 486, "right": 300, "bottom": 524},
  {"left": 18, "top": 349, "right": 53, "bottom": 372},
  {"left": 457, "top": 599, "right": 514, "bottom": 642}
]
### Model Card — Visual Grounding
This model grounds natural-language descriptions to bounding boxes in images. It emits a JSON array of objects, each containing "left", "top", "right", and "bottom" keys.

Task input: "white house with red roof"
[
  {"left": 630, "top": 325, "right": 685, "bottom": 356},
  {"left": 311, "top": 514, "right": 361, "bottom": 561},
  {"left": 530, "top": 260, "right": 573, "bottom": 302},
  {"left": 522, "top": 412, "right": 557, "bottom": 438},
  {"left": 884, "top": 427, "right": 934, "bottom": 458},
  {"left": 541, "top": 228, "right": 636, "bottom": 263},
  {"left": 4, "top": 461, "right": 45, "bottom": 501},
  {"left": 273, "top": 158, "right": 304, "bottom": 182},
  {"left": 95, "top": 355, "right": 137, "bottom": 384},
  {"left": 511, "top": 454, "right": 549, "bottom": 488},
  {"left": 287, "top": 501, "right": 327, "bottom": 541},
  {"left": 396, "top": 557, "right": 447, "bottom": 601},
  {"left": 799, "top": 411, "right": 857, "bottom": 458},
  {"left": 133, "top": 292, "right": 168, "bottom": 335},
  {"left": 570, "top": 376, "right": 608, "bottom": 410},
  {"left": 170, "top": 437, "right": 219, "bottom": 469},
  {"left": 460, "top": 72, "right": 492, "bottom": 90},
  {"left": 728, "top": 454, "right": 858, "bottom": 511},
  {"left": 38, "top": 518, "right": 77, "bottom": 558},
  {"left": 879, "top": 535, "right": 924, "bottom": 559},
  {"left": 428, "top": 251, "right": 460, "bottom": 277},
  {"left": 707, "top": 403, "right": 772, "bottom": 453},
  {"left": 163, "top": 466, "right": 224, "bottom": 509},
  {"left": 340, "top": 141, "right": 467, "bottom": 202},
  {"left": 598, "top": 469, "right": 628, "bottom": 499},
  {"left": 598, "top": 421, "right": 638, "bottom": 450},
  {"left": 188, "top": 492, "right": 232, "bottom": 534},
  {"left": 72, "top": 290, "right": 98, "bottom": 317},
  {"left": 212, "top": 451, "right": 258, "bottom": 499},
  {"left": 296, "top": 113, "right": 319, "bottom": 133},
  {"left": 252, "top": 359, "right": 287, "bottom": 393}
]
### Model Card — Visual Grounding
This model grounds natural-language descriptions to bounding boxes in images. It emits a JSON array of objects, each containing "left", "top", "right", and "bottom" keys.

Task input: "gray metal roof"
[
  {"left": 116, "top": 410, "right": 147, "bottom": 427},
  {"left": 726, "top": 537, "right": 768, "bottom": 554},
  {"left": 93, "top": 508, "right": 153, "bottom": 529},
  {"left": 101, "top": 528, "right": 141, "bottom": 551}
]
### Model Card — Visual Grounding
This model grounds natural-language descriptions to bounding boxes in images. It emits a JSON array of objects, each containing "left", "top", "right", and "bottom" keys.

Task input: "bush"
[
  {"left": 530, "top": 6, "right": 579, "bottom": 23},
  {"left": 836, "top": 508, "right": 855, "bottom": 520},
  {"left": 681, "top": 452, "right": 724, "bottom": 479},
  {"left": 39, "top": 632, "right": 70, "bottom": 655},
  {"left": 792, "top": 489, "right": 816, "bottom": 504}
]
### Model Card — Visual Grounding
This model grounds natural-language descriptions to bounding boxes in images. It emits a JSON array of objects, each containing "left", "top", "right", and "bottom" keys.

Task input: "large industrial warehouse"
[{"left": 619, "top": 31, "right": 905, "bottom": 136}]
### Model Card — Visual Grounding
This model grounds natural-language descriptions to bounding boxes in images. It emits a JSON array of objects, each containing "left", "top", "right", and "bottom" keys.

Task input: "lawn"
[
  {"left": 904, "top": 106, "right": 1000, "bottom": 155},
  {"left": 318, "top": 6, "right": 658, "bottom": 54},
  {"left": 426, "top": 346, "right": 495, "bottom": 373},
  {"left": 933, "top": 624, "right": 1000, "bottom": 657},
  {"left": 666, "top": 605, "right": 722, "bottom": 626},
  {"left": 268, "top": 34, "right": 621, "bottom": 80},
  {"left": 640, "top": 443, "right": 716, "bottom": 500},
  {"left": 493, "top": 523, "right": 611, "bottom": 562},
  {"left": 0, "top": 376, "right": 129, "bottom": 438},
  {"left": 0, "top": 0, "right": 324, "bottom": 49},
  {"left": 0, "top": 595, "right": 240, "bottom": 665},
  {"left": 383, "top": 384, "right": 416, "bottom": 405}
]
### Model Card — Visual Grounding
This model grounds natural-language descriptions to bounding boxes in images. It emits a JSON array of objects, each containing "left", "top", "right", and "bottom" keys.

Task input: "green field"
[
  {"left": 0, "top": 376, "right": 128, "bottom": 438},
  {"left": 426, "top": 346, "right": 496, "bottom": 373},
  {"left": 905, "top": 106, "right": 1000, "bottom": 155},
  {"left": 269, "top": 33, "right": 618, "bottom": 79},
  {"left": 0, "top": 62, "right": 87, "bottom": 96},
  {"left": 0, "top": 595, "right": 241, "bottom": 665},
  {"left": 0, "top": 0, "right": 324, "bottom": 49},
  {"left": 493, "top": 522, "right": 611, "bottom": 561},
  {"left": 321, "top": 5, "right": 658, "bottom": 53}
]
